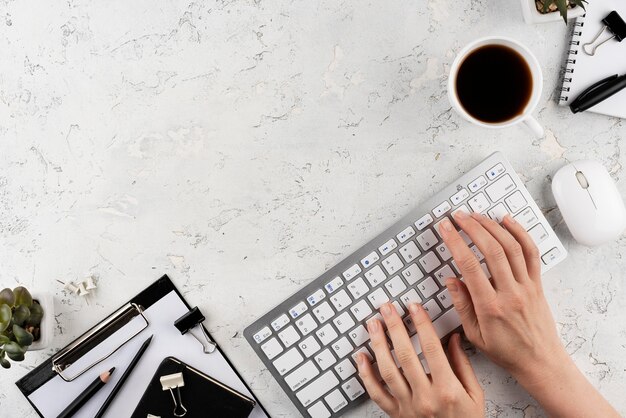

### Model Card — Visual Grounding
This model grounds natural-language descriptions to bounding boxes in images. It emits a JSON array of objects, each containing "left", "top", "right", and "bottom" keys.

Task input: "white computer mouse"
[{"left": 552, "top": 160, "right": 626, "bottom": 246}]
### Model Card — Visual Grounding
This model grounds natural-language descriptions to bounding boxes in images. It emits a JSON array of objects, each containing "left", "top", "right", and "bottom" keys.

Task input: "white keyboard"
[{"left": 244, "top": 152, "right": 567, "bottom": 418}]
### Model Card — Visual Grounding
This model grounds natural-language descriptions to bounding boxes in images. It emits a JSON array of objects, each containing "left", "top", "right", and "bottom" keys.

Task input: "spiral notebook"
[{"left": 559, "top": 0, "right": 626, "bottom": 118}]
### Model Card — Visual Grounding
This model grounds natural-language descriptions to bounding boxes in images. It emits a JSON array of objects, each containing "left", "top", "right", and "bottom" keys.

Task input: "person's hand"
[
  {"left": 437, "top": 211, "right": 566, "bottom": 384},
  {"left": 356, "top": 302, "right": 484, "bottom": 418}
]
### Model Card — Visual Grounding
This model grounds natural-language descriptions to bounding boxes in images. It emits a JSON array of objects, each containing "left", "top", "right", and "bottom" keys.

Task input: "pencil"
[
  {"left": 93, "top": 335, "right": 153, "bottom": 418},
  {"left": 57, "top": 367, "right": 115, "bottom": 418}
]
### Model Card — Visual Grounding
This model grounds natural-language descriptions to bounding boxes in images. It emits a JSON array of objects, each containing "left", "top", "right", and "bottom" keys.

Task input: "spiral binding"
[{"left": 560, "top": 20, "right": 585, "bottom": 103}]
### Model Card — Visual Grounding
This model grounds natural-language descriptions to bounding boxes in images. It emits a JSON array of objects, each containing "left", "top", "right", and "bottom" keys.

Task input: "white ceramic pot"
[
  {"left": 28, "top": 292, "right": 54, "bottom": 351},
  {"left": 520, "top": 0, "right": 585, "bottom": 24}
]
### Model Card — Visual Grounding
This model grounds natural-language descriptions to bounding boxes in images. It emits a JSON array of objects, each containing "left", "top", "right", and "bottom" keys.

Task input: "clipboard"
[{"left": 15, "top": 275, "right": 269, "bottom": 418}]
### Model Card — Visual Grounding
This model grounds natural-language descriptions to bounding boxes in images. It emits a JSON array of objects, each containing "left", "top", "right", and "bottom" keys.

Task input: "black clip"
[
  {"left": 583, "top": 11, "right": 626, "bottom": 56},
  {"left": 174, "top": 307, "right": 216, "bottom": 354}
]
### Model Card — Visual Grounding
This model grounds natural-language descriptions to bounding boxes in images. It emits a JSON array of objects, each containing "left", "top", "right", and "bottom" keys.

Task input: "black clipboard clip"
[
  {"left": 583, "top": 11, "right": 626, "bottom": 56},
  {"left": 174, "top": 307, "right": 216, "bottom": 354}
]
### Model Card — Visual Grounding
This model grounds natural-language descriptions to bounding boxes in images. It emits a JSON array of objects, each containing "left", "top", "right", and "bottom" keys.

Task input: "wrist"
[{"left": 512, "top": 346, "right": 576, "bottom": 392}]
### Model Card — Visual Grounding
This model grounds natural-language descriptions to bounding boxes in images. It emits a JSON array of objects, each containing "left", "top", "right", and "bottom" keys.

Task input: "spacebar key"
[
  {"left": 409, "top": 308, "right": 462, "bottom": 355},
  {"left": 296, "top": 371, "right": 339, "bottom": 407}
]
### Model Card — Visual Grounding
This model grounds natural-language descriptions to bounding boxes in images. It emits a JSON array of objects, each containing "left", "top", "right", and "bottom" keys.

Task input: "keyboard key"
[
  {"left": 468, "top": 175, "right": 487, "bottom": 192},
  {"left": 299, "top": 336, "right": 321, "bottom": 358},
  {"left": 485, "top": 174, "right": 515, "bottom": 202},
  {"left": 415, "top": 214, "right": 434, "bottom": 230},
  {"left": 486, "top": 163, "right": 506, "bottom": 180},
  {"left": 350, "top": 300, "right": 373, "bottom": 322},
  {"left": 397, "top": 226, "right": 416, "bottom": 243},
  {"left": 514, "top": 207, "right": 539, "bottom": 230},
  {"left": 261, "top": 337, "right": 283, "bottom": 360},
  {"left": 349, "top": 325, "right": 370, "bottom": 347},
  {"left": 505, "top": 190, "right": 527, "bottom": 213},
  {"left": 295, "top": 313, "right": 318, "bottom": 336},
  {"left": 417, "top": 277, "right": 439, "bottom": 298},
  {"left": 542, "top": 247, "right": 561, "bottom": 265},
  {"left": 400, "top": 289, "right": 422, "bottom": 309},
  {"left": 403, "top": 315, "right": 416, "bottom": 334},
  {"left": 317, "top": 323, "right": 339, "bottom": 345},
  {"left": 418, "top": 251, "right": 441, "bottom": 273},
  {"left": 307, "top": 289, "right": 326, "bottom": 306},
  {"left": 271, "top": 314, "right": 290, "bottom": 331},
  {"left": 480, "top": 262, "right": 491, "bottom": 279},
  {"left": 379, "top": 238, "right": 398, "bottom": 256},
  {"left": 487, "top": 202, "right": 509, "bottom": 223},
  {"left": 382, "top": 253, "right": 403, "bottom": 275},
  {"left": 402, "top": 263, "right": 424, "bottom": 285},
  {"left": 384, "top": 275, "right": 407, "bottom": 297},
  {"left": 433, "top": 201, "right": 452, "bottom": 218},
  {"left": 289, "top": 301, "right": 308, "bottom": 319},
  {"left": 347, "top": 277, "right": 369, "bottom": 299},
  {"left": 343, "top": 264, "right": 362, "bottom": 281},
  {"left": 423, "top": 299, "right": 442, "bottom": 319},
  {"left": 451, "top": 188, "right": 469, "bottom": 205},
  {"left": 342, "top": 377, "right": 366, "bottom": 401},
  {"left": 399, "top": 241, "right": 420, "bottom": 262},
  {"left": 279, "top": 325, "right": 300, "bottom": 348},
  {"left": 365, "top": 265, "right": 386, "bottom": 287},
  {"left": 324, "top": 277, "right": 344, "bottom": 294},
  {"left": 470, "top": 245, "right": 485, "bottom": 261},
  {"left": 335, "top": 358, "right": 357, "bottom": 380},
  {"left": 308, "top": 401, "right": 331, "bottom": 418},
  {"left": 330, "top": 290, "right": 352, "bottom": 311},
  {"left": 434, "top": 265, "right": 456, "bottom": 286},
  {"left": 274, "top": 347, "right": 304, "bottom": 375},
  {"left": 459, "top": 230, "right": 472, "bottom": 245},
  {"left": 333, "top": 312, "right": 355, "bottom": 334},
  {"left": 312, "top": 301, "right": 334, "bottom": 324},
  {"left": 314, "top": 348, "right": 336, "bottom": 370},
  {"left": 296, "top": 370, "right": 339, "bottom": 407},
  {"left": 253, "top": 326, "right": 272, "bottom": 344},
  {"left": 360, "top": 251, "right": 380, "bottom": 269},
  {"left": 528, "top": 224, "right": 548, "bottom": 244},
  {"left": 435, "top": 242, "right": 452, "bottom": 261},
  {"left": 468, "top": 192, "right": 490, "bottom": 213},
  {"left": 437, "top": 289, "right": 453, "bottom": 308},
  {"left": 417, "top": 229, "right": 438, "bottom": 251},
  {"left": 286, "top": 360, "right": 319, "bottom": 391},
  {"left": 368, "top": 287, "right": 390, "bottom": 309},
  {"left": 351, "top": 346, "right": 372, "bottom": 363},
  {"left": 331, "top": 336, "right": 353, "bottom": 358},
  {"left": 324, "top": 388, "right": 348, "bottom": 413}
]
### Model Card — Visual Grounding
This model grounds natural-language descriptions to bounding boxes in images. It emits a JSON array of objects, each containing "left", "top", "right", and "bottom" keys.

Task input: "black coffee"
[{"left": 455, "top": 44, "right": 533, "bottom": 124}]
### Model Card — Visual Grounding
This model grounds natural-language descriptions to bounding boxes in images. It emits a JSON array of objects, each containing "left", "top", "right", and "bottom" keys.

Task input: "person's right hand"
[{"left": 437, "top": 211, "right": 566, "bottom": 384}]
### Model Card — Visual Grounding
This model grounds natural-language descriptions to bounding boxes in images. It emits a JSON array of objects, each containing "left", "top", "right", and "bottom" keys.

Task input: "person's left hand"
[{"left": 356, "top": 302, "right": 484, "bottom": 418}]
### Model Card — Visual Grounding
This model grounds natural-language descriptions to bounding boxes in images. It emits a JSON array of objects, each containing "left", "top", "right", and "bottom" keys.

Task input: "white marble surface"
[{"left": 1, "top": 1, "right": 625, "bottom": 417}]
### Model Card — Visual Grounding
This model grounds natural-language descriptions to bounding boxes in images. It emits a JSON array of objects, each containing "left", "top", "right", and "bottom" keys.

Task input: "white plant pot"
[
  {"left": 520, "top": 0, "right": 585, "bottom": 24},
  {"left": 28, "top": 292, "right": 54, "bottom": 351}
]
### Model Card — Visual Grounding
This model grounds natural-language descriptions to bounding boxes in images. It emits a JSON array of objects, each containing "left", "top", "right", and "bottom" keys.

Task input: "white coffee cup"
[{"left": 448, "top": 36, "right": 544, "bottom": 138}]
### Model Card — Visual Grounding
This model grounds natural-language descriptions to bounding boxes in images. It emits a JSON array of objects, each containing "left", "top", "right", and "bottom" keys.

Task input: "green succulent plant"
[
  {"left": 538, "top": 0, "right": 588, "bottom": 23},
  {"left": 0, "top": 286, "right": 44, "bottom": 369}
]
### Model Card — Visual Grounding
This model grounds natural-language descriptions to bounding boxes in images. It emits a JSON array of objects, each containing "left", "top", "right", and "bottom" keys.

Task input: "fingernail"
[
  {"left": 470, "top": 212, "right": 483, "bottom": 220},
  {"left": 446, "top": 279, "right": 458, "bottom": 292},
  {"left": 368, "top": 319, "right": 379, "bottom": 332},
  {"left": 504, "top": 214, "right": 516, "bottom": 224},
  {"left": 409, "top": 303, "right": 420, "bottom": 315},
  {"left": 380, "top": 303, "right": 392, "bottom": 316},
  {"left": 454, "top": 210, "right": 468, "bottom": 220},
  {"left": 356, "top": 353, "right": 364, "bottom": 366},
  {"left": 440, "top": 218, "right": 453, "bottom": 232}
]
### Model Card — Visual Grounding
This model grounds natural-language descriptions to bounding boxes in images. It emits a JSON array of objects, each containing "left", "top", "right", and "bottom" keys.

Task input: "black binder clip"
[
  {"left": 174, "top": 307, "right": 216, "bottom": 354},
  {"left": 160, "top": 372, "right": 188, "bottom": 417},
  {"left": 583, "top": 11, "right": 626, "bottom": 56}
]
